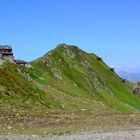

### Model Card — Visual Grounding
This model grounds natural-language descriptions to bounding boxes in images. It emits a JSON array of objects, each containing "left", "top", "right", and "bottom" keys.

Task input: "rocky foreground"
[{"left": 0, "top": 130, "right": 140, "bottom": 140}]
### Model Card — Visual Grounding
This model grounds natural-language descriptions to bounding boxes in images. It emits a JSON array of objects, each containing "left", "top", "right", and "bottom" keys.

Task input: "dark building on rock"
[
  {"left": 15, "top": 60, "right": 27, "bottom": 66},
  {"left": 0, "top": 45, "right": 28, "bottom": 66},
  {"left": 0, "top": 45, "right": 14, "bottom": 62}
]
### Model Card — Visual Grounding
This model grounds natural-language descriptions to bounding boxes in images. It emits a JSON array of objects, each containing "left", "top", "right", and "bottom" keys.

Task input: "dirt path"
[{"left": 1, "top": 130, "right": 140, "bottom": 140}]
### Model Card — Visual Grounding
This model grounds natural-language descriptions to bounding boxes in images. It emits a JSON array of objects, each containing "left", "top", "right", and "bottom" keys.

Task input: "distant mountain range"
[{"left": 116, "top": 71, "right": 140, "bottom": 81}]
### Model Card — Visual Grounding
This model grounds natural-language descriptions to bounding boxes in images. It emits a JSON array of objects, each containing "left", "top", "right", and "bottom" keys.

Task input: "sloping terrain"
[
  {"left": 0, "top": 44, "right": 140, "bottom": 116},
  {"left": 31, "top": 44, "right": 140, "bottom": 112},
  {"left": 1, "top": 44, "right": 140, "bottom": 135},
  {"left": 0, "top": 62, "right": 62, "bottom": 116}
]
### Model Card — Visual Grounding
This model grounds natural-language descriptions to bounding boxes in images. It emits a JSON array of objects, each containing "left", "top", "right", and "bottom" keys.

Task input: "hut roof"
[
  {"left": 15, "top": 60, "right": 27, "bottom": 64},
  {"left": 0, "top": 45, "right": 12, "bottom": 50}
]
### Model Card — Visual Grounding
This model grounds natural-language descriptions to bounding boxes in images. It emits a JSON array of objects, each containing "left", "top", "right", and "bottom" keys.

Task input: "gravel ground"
[{"left": 0, "top": 130, "right": 140, "bottom": 140}]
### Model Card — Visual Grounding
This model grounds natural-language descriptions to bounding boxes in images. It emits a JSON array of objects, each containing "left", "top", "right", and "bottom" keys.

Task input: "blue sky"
[{"left": 0, "top": 0, "right": 140, "bottom": 72}]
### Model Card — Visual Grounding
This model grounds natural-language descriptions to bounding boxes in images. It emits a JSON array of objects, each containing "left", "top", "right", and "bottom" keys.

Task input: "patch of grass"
[{"left": 1, "top": 111, "right": 140, "bottom": 135}]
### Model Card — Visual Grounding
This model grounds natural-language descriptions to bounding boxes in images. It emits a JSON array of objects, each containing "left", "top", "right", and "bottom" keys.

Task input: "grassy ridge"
[
  {"left": 31, "top": 44, "right": 140, "bottom": 112},
  {"left": 0, "top": 44, "right": 140, "bottom": 116}
]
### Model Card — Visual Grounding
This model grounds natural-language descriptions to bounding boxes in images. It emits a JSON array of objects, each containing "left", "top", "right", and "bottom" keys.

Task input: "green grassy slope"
[
  {"left": 31, "top": 44, "right": 140, "bottom": 112},
  {"left": 0, "top": 63, "right": 63, "bottom": 115},
  {"left": 0, "top": 44, "right": 140, "bottom": 115}
]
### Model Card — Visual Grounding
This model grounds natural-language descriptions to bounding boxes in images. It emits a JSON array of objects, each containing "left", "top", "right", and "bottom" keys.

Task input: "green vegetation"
[
  {"left": 31, "top": 44, "right": 140, "bottom": 112},
  {"left": 1, "top": 44, "right": 140, "bottom": 135},
  {"left": 1, "top": 44, "right": 140, "bottom": 115}
]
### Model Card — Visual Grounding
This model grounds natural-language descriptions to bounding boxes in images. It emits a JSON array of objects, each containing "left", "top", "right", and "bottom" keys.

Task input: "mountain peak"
[
  {"left": 1, "top": 44, "right": 140, "bottom": 115},
  {"left": 30, "top": 44, "right": 140, "bottom": 112},
  {"left": 56, "top": 43, "right": 78, "bottom": 49},
  {"left": 42, "top": 43, "right": 82, "bottom": 60},
  {"left": 55, "top": 43, "right": 80, "bottom": 53}
]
